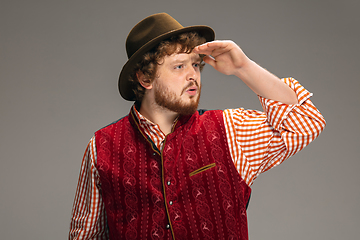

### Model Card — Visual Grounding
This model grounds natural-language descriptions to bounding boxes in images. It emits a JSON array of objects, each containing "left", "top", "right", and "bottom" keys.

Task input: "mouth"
[
  {"left": 181, "top": 82, "right": 199, "bottom": 96},
  {"left": 185, "top": 86, "right": 198, "bottom": 96}
]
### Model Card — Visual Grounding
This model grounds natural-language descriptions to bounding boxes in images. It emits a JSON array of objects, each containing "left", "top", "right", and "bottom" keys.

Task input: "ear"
[{"left": 136, "top": 71, "right": 153, "bottom": 90}]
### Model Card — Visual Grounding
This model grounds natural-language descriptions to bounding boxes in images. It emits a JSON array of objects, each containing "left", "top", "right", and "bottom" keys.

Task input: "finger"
[
  {"left": 193, "top": 41, "right": 226, "bottom": 55},
  {"left": 195, "top": 44, "right": 231, "bottom": 59},
  {"left": 193, "top": 44, "right": 213, "bottom": 55}
]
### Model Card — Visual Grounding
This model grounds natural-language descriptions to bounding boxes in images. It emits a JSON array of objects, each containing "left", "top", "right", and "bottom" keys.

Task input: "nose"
[{"left": 186, "top": 66, "right": 197, "bottom": 81}]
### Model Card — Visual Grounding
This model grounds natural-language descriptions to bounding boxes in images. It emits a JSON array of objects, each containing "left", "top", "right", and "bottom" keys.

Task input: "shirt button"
[
  {"left": 169, "top": 201, "right": 173, "bottom": 205},
  {"left": 166, "top": 224, "right": 170, "bottom": 229}
]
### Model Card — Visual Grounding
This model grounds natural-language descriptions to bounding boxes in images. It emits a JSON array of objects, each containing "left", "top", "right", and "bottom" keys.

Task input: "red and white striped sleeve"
[
  {"left": 224, "top": 77, "right": 326, "bottom": 186},
  {"left": 69, "top": 136, "right": 109, "bottom": 240}
]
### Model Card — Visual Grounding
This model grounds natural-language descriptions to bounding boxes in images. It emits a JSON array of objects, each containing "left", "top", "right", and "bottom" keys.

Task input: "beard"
[{"left": 153, "top": 81, "right": 201, "bottom": 116}]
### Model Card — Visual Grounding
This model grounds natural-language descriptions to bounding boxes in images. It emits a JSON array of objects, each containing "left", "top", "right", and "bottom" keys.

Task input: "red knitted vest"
[{"left": 95, "top": 109, "right": 251, "bottom": 240}]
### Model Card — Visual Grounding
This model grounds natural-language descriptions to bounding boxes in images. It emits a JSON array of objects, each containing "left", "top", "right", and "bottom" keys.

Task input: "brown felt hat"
[{"left": 118, "top": 13, "right": 215, "bottom": 101}]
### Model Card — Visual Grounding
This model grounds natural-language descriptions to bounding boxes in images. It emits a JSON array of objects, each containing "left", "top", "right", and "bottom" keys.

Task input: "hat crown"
[{"left": 126, "top": 13, "right": 183, "bottom": 58}]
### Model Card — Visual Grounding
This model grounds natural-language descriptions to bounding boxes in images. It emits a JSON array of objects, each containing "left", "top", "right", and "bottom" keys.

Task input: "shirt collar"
[
  {"left": 131, "top": 104, "right": 158, "bottom": 127},
  {"left": 131, "top": 104, "right": 193, "bottom": 134}
]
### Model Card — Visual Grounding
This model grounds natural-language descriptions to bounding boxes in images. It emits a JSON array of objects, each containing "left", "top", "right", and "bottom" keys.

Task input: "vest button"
[
  {"left": 166, "top": 224, "right": 170, "bottom": 229},
  {"left": 167, "top": 181, "right": 171, "bottom": 186},
  {"left": 169, "top": 201, "right": 173, "bottom": 205},
  {"left": 152, "top": 152, "right": 156, "bottom": 156}
]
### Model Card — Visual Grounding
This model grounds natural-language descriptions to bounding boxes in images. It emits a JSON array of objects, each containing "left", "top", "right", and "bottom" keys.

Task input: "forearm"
[{"left": 234, "top": 59, "right": 298, "bottom": 105}]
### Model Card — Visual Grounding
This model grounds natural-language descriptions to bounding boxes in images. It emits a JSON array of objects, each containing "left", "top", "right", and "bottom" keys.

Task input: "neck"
[{"left": 139, "top": 99, "right": 179, "bottom": 135}]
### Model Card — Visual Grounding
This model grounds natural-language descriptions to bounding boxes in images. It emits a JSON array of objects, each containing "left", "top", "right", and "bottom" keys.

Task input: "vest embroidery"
[{"left": 95, "top": 110, "right": 251, "bottom": 240}]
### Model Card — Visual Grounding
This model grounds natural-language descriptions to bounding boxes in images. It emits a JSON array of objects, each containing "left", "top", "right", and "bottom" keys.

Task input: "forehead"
[{"left": 162, "top": 51, "right": 201, "bottom": 63}]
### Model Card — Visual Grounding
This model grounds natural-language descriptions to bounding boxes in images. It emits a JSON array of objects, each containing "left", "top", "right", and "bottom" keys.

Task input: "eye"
[
  {"left": 193, "top": 63, "right": 200, "bottom": 68},
  {"left": 175, "top": 64, "right": 183, "bottom": 69}
]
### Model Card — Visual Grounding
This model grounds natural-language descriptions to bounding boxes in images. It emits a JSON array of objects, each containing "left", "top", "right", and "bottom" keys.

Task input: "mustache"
[{"left": 181, "top": 81, "right": 199, "bottom": 95}]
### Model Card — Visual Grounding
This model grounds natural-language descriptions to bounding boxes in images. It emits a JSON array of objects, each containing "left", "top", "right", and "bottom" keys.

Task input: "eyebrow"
[
  {"left": 193, "top": 55, "right": 202, "bottom": 62},
  {"left": 170, "top": 55, "right": 202, "bottom": 64}
]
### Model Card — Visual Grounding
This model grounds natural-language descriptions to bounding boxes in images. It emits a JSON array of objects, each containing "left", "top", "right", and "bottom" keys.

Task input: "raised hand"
[
  {"left": 193, "top": 40, "right": 250, "bottom": 76},
  {"left": 194, "top": 40, "right": 298, "bottom": 104}
]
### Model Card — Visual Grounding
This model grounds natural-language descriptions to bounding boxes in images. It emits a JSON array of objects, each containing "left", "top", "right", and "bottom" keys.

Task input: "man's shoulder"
[
  {"left": 95, "top": 115, "right": 130, "bottom": 133},
  {"left": 197, "top": 109, "right": 223, "bottom": 116},
  {"left": 195, "top": 109, "right": 225, "bottom": 124}
]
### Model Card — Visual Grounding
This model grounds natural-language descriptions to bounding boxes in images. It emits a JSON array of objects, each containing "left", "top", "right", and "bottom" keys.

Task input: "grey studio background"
[{"left": 1, "top": 0, "right": 359, "bottom": 239}]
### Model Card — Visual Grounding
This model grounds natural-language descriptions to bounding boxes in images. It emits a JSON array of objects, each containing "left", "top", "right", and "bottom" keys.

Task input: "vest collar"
[{"left": 130, "top": 104, "right": 197, "bottom": 133}]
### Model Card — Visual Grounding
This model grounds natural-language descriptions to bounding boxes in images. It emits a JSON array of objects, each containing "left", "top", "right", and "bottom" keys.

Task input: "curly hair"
[{"left": 129, "top": 31, "right": 207, "bottom": 103}]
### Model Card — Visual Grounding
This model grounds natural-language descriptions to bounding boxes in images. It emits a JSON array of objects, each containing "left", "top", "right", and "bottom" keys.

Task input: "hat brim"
[{"left": 119, "top": 25, "right": 215, "bottom": 101}]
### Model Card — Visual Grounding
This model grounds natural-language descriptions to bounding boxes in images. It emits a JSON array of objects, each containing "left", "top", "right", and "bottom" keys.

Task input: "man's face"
[{"left": 152, "top": 51, "right": 202, "bottom": 115}]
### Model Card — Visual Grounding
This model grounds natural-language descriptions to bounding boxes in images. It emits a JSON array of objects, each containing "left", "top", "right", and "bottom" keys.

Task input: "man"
[{"left": 69, "top": 13, "right": 325, "bottom": 240}]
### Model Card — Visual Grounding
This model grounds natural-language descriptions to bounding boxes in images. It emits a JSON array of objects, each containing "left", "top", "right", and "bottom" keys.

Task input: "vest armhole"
[
  {"left": 246, "top": 192, "right": 251, "bottom": 210},
  {"left": 197, "top": 109, "right": 207, "bottom": 115}
]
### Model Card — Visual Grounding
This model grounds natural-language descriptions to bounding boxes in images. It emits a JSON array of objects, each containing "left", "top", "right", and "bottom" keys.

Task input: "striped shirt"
[{"left": 69, "top": 77, "right": 326, "bottom": 239}]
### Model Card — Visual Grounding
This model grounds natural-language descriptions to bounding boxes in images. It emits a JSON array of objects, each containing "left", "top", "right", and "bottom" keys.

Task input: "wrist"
[{"left": 233, "top": 58, "right": 255, "bottom": 79}]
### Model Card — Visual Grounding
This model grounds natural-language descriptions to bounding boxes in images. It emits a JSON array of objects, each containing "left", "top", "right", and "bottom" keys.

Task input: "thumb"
[{"left": 203, "top": 55, "right": 216, "bottom": 68}]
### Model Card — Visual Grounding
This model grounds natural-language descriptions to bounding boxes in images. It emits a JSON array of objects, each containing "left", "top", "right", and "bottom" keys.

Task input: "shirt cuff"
[{"left": 258, "top": 77, "right": 313, "bottom": 131}]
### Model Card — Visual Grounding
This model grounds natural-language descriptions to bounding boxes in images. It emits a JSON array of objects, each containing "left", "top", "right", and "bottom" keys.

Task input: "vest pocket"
[{"left": 189, "top": 163, "right": 216, "bottom": 177}]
